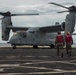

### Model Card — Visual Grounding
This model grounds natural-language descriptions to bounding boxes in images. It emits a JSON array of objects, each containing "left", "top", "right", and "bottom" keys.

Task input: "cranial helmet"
[{"left": 58, "top": 31, "right": 61, "bottom": 34}]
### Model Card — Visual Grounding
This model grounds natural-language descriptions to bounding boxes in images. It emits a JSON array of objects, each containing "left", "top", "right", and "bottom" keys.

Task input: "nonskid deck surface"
[{"left": 0, "top": 48, "right": 76, "bottom": 75}]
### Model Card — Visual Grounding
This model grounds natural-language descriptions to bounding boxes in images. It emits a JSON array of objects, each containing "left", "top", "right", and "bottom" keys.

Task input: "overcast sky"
[{"left": 0, "top": 0, "right": 76, "bottom": 42}]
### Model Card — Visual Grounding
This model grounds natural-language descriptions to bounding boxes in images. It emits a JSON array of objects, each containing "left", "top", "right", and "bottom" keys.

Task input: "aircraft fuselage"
[{"left": 9, "top": 29, "right": 57, "bottom": 46}]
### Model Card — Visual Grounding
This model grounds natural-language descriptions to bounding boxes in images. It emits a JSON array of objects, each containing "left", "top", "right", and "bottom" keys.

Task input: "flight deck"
[{"left": 0, "top": 47, "right": 75, "bottom": 75}]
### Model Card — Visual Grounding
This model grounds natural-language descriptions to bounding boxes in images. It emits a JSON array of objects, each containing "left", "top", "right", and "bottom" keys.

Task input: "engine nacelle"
[
  {"left": 61, "top": 22, "right": 65, "bottom": 30},
  {"left": 65, "top": 12, "right": 75, "bottom": 34},
  {"left": 2, "top": 29, "right": 10, "bottom": 41},
  {"left": 1, "top": 16, "right": 12, "bottom": 41}
]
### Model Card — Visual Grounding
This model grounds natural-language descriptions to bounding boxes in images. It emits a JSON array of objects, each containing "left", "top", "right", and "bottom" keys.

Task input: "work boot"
[
  {"left": 57, "top": 49, "right": 59, "bottom": 56},
  {"left": 69, "top": 52, "right": 71, "bottom": 56},
  {"left": 66, "top": 50, "right": 68, "bottom": 56}
]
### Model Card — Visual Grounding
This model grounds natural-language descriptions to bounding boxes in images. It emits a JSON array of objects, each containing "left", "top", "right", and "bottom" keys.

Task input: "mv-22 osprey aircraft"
[{"left": 0, "top": 2, "right": 76, "bottom": 49}]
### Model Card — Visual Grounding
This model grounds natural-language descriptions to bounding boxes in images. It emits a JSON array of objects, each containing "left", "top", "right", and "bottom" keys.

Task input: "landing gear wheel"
[
  {"left": 12, "top": 45, "right": 16, "bottom": 49},
  {"left": 50, "top": 44, "right": 55, "bottom": 49},
  {"left": 33, "top": 45, "right": 38, "bottom": 48}
]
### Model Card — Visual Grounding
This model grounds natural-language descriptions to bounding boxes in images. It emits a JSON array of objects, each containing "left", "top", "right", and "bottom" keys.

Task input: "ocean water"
[
  {"left": 72, "top": 35, "right": 76, "bottom": 44},
  {"left": 0, "top": 43, "right": 76, "bottom": 48},
  {"left": 0, "top": 42, "right": 76, "bottom": 47}
]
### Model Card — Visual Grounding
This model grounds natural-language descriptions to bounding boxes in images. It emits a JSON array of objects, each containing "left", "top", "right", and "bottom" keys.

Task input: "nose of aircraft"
[{"left": 8, "top": 36, "right": 20, "bottom": 44}]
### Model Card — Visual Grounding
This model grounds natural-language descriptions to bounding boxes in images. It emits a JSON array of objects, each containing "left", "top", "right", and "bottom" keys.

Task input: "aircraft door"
[
  {"left": 26, "top": 31, "right": 34, "bottom": 45},
  {"left": 33, "top": 31, "right": 40, "bottom": 45}
]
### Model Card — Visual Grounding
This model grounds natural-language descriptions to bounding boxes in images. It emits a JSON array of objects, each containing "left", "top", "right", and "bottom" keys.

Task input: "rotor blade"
[
  {"left": 11, "top": 13, "right": 39, "bottom": 16},
  {"left": 57, "top": 10, "right": 69, "bottom": 13},
  {"left": 49, "top": 2, "right": 69, "bottom": 10},
  {"left": 72, "top": 33, "right": 76, "bottom": 35}
]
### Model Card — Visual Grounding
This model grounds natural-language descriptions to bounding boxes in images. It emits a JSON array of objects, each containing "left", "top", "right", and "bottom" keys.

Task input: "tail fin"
[
  {"left": 65, "top": 12, "right": 76, "bottom": 34},
  {"left": 1, "top": 16, "right": 12, "bottom": 41}
]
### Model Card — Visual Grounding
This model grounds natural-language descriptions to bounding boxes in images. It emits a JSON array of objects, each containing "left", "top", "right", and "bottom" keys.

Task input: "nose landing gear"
[{"left": 50, "top": 44, "right": 55, "bottom": 49}]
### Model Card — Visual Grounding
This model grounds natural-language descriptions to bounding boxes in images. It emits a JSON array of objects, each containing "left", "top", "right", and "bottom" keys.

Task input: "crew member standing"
[
  {"left": 65, "top": 32, "right": 73, "bottom": 57},
  {"left": 55, "top": 32, "right": 64, "bottom": 57}
]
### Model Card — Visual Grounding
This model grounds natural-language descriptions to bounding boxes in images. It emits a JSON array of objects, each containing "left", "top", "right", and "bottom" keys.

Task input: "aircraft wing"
[
  {"left": 39, "top": 25, "right": 64, "bottom": 32},
  {"left": 6, "top": 26, "right": 28, "bottom": 32}
]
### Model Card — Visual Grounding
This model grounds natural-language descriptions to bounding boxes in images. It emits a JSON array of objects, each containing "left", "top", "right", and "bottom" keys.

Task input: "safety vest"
[
  {"left": 65, "top": 34, "right": 72, "bottom": 43},
  {"left": 56, "top": 34, "right": 63, "bottom": 43}
]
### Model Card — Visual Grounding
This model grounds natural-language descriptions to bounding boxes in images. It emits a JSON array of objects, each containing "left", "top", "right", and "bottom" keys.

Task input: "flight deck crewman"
[
  {"left": 65, "top": 32, "right": 73, "bottom": 57},
  {"left": 55, "top": 31, "right": 64, "bottom": 57}
]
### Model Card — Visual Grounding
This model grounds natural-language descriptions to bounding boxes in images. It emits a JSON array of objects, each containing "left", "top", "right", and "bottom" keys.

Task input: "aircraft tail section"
[
  {"left": 1, "top": 17, "right": 12, "bottom": 41},
  {"left": 65, "top": 12, "right": 76, "bottom": 34}
]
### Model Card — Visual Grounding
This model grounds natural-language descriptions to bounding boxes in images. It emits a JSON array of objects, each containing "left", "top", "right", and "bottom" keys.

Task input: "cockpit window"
[
  {"left": 21, "top": 32, "right": 27, "bottom": 38},
  {"left": 13, "top": 32, "right": 17, "bottom": 36},
  {"left": 14, "top": 31, "right": 27, "bottom": 38}
]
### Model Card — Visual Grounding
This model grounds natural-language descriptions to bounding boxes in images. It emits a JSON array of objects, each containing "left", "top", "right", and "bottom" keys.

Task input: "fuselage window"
[
  {"left": 16, "top": 31, "right": 27, "bottom": 38},
  {"left": 19, "top": 32, "right": 27, "bottom": 38}
]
